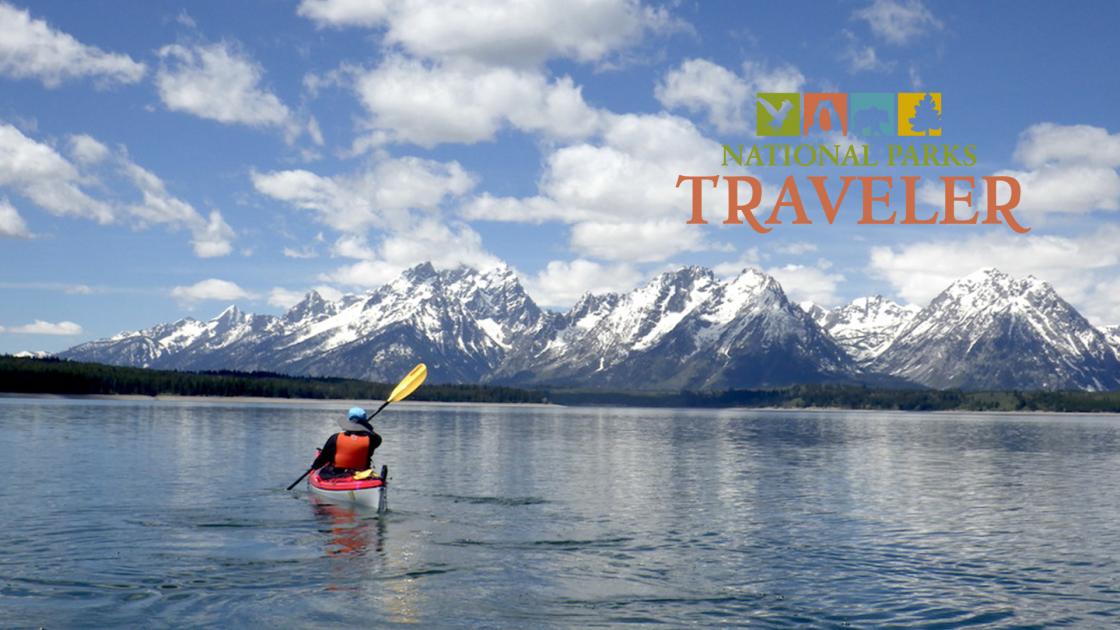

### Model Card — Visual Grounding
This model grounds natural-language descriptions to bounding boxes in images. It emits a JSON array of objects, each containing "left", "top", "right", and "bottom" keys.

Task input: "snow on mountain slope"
[
  {"left": 800, "top": 301, "right": 828, "bottom": 326},
  {"left": 1103, "top": 325, "right": 1120, "bottom": 361},
  {"left": 498, "top": 267, "right": 857, "bottom": 389},
  {"left": 11, "top": 351, "right": 52, "bottom": 359},
  {"left": 61, "top": 263, "right": 555, "bottom": 383},
  {"left": 872, "top": 269, "right": 1120, "bottom": 390},
  {"left": 819, "top": 296, "right": 919, "bottom": 364}
]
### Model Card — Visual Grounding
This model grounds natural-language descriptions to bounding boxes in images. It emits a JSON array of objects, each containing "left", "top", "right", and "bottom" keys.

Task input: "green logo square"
[{"left": 756, "top": 93, "right": 801, "bottom": 136}]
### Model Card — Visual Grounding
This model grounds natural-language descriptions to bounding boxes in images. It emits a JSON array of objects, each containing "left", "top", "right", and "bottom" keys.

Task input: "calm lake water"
[{"left": 2, "top": 398, "right": 1120, "bottom": 628}]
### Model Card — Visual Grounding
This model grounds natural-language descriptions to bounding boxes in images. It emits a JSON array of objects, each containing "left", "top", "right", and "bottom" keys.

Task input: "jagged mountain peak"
[
  {"left": 827, "top": 295, "right": 918, "bottom": 323},
  {"left": 294, "top": 289, "right": 325, "bottom": 308},
  {"left": 210, "top": 305, "right": 254, "bottom": 335},
  {"left": 724, "top": 266, "right": 782, "bottom": 295},
  {"left": 404, "top": 261, "right": 438, "bottom": 280},
  {"left": 618, "top": 266, "right": 721, "bottom": 326},
  {"left": 1104, "top": 325, "right": 1120, "bottom": 360},
  {"left": 284, "top": 290, "right": 335, "bottom": 324},
  {"left": 624, "top": 265, "right": 716, "bottom": 300},
  {"left": 819, "top": 295, "right": 919, "bottom": 364},
  {"left": 213, "top": 304, "right": 243, "bottom": 321},
  {"left": 479, "top": 262, "right": 517, "bottom": 283},
  {"left": 945, "top": 267, "right": 1048, "bottom": 299},
  {"left": 850, "top": 295, "right": 894, "bottom": 308},
  {"left": 570, "top": 292, "right": 622, "bottom": 316},
  {"left": 800, "top": 300, "right": 828, "bottom": 324},
  {"left": 875, "top": 268, "right": 1120, "bottom": 390},
  {"left": 925, "top": 268, "right": 1068, "bottom": 325}
]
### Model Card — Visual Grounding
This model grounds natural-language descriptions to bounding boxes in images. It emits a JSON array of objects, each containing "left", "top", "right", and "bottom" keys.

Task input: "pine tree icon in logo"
[
  {"left": 909, "top": 93, "right": 941, "bottom": 134},
  {"left": 897, "top": 92, "right": 941, "bottom": 136}
]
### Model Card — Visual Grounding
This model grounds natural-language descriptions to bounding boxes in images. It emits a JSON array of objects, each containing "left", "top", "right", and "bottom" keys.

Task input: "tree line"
[
  {"left": 546, "top": 384, "right": 1120, "bottom": 413},
  {"left": 4, "top": 356, "right": 1120, "bottom": 412},
  {"left": 0, "top": 356, "right": 544, "bottom": 403}
]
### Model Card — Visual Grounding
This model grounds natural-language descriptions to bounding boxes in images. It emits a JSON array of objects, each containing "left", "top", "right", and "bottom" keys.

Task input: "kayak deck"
[{"left": 309, "top": 472, "right": 384, "bottom": 491}]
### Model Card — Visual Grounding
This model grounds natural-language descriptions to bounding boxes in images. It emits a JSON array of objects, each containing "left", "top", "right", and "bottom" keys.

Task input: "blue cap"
[{"left": 348, "top": 407, "right": 367, "bottom": 420}]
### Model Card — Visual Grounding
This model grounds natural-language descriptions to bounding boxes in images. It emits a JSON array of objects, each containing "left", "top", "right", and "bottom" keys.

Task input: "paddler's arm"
[
  {"left": 310, "top": 434, "right": 338, "bottom": 469},
  {"left": 365, "top": 431, "right": 383, "bottom": 468}
]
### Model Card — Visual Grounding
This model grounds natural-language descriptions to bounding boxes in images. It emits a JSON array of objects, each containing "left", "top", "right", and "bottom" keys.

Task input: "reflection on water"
[
  {"left": 307, "top": 497, "right": 421, "bottom": 624},
  {"left": 309, "top": 497, "right": 384, "bottom": 558},
  {"left": 2, "top": 398, "right": 1120, "bottom": 627}
]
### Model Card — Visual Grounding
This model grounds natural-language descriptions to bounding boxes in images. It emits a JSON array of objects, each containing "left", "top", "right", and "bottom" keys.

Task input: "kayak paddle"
[
  {"left": 367, "top": 362, "right": 428, "bottom": 422},
  {"left": 286, "top": 363, "right": 428, "bottom": 491}
]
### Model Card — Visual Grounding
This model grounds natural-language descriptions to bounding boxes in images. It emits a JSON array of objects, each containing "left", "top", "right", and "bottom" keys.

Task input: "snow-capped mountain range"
[{"left": 59, "top": 264, "right": 1120, "bottom": 391}]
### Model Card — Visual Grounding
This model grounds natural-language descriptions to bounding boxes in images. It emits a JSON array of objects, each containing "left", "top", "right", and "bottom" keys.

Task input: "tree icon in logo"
[
  {"left": 897, "top": 92, "right": 941, "bottom": 136},
  {"left": 909, "top": 94, "right": 941, "bottom": 133},
  {"left": 850, "top": 93, "right": 896, "bottom": 137}
]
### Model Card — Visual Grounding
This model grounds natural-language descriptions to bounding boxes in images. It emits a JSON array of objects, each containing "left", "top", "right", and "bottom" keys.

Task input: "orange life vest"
[{"left": 333, "top": 432, "right": 370, "bottom": 469}]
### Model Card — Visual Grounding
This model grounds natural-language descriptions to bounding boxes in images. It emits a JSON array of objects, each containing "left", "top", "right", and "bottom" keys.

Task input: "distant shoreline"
[
  {"left": 0, "top": 392, "right": 557, "bottom": 408},
  {"left": 4, "top": 357, "right": 1120, "bottom": 413},
  {"left": 3, "top": 393, "right": 1120, "bottom": 416}
]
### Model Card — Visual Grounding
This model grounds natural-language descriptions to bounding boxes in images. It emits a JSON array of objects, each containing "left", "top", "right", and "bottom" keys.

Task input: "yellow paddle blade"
[
  {"left": 387, "top": 363, "right": 427, "bottom": 402},
  {"left": 353, "top": 469, "right": 373, "bottom": 480}
]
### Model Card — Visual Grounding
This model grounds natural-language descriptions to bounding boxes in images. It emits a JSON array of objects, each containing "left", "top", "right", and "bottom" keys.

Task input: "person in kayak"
[{"left": 310, "top": 407, "right": 382, "bottom": 479}]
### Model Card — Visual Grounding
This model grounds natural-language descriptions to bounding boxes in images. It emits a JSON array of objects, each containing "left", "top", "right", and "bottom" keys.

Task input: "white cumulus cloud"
[
  {"left": 1013, "top": 123, "right": 1120, "bottom": 168},
  {"left": 869, "top": 226, "right": 1120, "bottom": 324},
  {"left": 766, "top": 263, "right": 845, "bottom": 307},
  {"left": 156, "top": 41, "right": 297, "bottom": 136},
  {"left": 0, "top": 197, "right": 30, "bottom": 237},
  {"left": 121, "top": 161, "right": 235, "bottom": 257},
  {"left": 655, "top": 58, "right": 804, "bottom": 133},
  {"left": 322, "top": 219, "right": 501, "bottom": 288},
  {"left": 67, "top": 134, "right": 110, "bottom": 165},
  {"left": 522, "top": 259, "right": 642, "bottom": 308},
  {"left": 268, "top": 287, "right": 306, "bottom": 309},
  {"left": 995, "top": 123, "right": 1120, "bottom": 214},
  {"left": 0, "top": 124, "right": 113, "bottom": 222},
  {"left": 0, "top": 125, "right": 234, "bottom": 255},
  {"left": 171, "top": 278, "right": 254, "bottom": 303},
  {"left": 0, "top": 320, "right": 82, "bottom": 335},
  {"left": 253, "top": 156, "right": 476, "bottom": 232},
  {"left": 570, "top": 220, "right": 711, "bottom": 263},
  {"left": 462, "top": 112, "right": 735, "bottom": 263},
  {"left": 297, "top": 0, "right": 671, "bottom": 67},
  {"left": 355, "top": 56, "right": 602, "bottom": 148},
  {"left": 854, "top": 0, "right": 942, "bottom": 45},
  {"left": 0, "top": 2, "right": 145, "bottom": 87},
  {"left": 255, "top": 154, "right": 497, "bottom": 288}
]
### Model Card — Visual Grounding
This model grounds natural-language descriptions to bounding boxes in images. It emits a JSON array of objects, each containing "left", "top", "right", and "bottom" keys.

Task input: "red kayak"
[{"left": 309, "top": 463, "right": 389, "bottom": 512}]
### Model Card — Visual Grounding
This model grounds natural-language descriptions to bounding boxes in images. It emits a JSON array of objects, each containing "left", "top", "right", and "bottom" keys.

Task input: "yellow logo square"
[{"left": 898, "top": 92, "right": 941, "bottom": 136}]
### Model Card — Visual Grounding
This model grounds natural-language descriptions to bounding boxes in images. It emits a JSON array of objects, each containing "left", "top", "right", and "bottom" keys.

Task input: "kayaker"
[{"left": 309, "top": 407, "right": 382, "bottom": 478}]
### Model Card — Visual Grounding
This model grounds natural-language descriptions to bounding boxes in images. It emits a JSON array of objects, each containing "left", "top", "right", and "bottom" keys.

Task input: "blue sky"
[{"left": 1, "top": 0, "right": 1119, "bottom": 353}]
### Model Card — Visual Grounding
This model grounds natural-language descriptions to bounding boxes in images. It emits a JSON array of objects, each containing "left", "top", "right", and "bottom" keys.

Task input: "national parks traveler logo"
[{"left": 757, "top": 92, "right": 941, "bottom": 137}]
